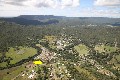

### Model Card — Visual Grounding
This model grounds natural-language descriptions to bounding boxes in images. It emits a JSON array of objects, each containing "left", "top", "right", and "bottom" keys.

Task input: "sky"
[{"left": 0, "top": 0, "right": 120, "bottom": 17}]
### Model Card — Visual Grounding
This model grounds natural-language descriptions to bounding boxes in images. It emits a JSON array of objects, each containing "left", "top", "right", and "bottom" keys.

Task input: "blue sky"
[{"left": 0, "top": 0, "right": 120, "bottom": 17}]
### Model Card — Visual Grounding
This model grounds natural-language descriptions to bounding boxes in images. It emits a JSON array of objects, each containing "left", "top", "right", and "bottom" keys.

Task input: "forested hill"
[
  {"left": 0, "top": 15, "right": 120, "bottom": 26},
  {"left": 18, "top": 15, "right": 65, "bottom": 21},
  {"left": 14, "top": 15, "right": 120, "bottom": 26},
  {"left": 0, "top": 17, "right": 59, "bottom": 25}
]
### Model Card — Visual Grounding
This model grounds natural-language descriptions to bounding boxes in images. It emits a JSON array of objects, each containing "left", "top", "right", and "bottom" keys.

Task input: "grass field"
[
  {"left": 5, "top": 47, "right": 37, "bottom": 64},
  {"left": 0, "top": 62, "right": 7, "bottom": 67},
  {"left": 44, "top": 35, "right": 57, "bottom": 43},
  {"left": 95, "top": 45, "right": 117, "bottom": 53},
  {"left": 74, "top": 44, "right": 89, "bottom": 55},
  {"left": 0, "top": 65, "right": 26, "bottom": 80}
]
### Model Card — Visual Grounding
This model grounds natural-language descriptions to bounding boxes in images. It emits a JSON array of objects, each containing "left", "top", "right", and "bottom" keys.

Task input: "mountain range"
[{"left": 0, "top": 15, "right": 120, "bottom": 26}]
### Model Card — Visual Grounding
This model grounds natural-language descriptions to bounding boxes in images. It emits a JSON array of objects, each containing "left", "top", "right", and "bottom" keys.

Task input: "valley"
[{"left": 0, "top": 16, "right": 120, "bottom": 80}]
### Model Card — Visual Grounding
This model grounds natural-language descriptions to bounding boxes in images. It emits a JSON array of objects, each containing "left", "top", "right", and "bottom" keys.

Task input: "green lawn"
[
  {"left": 95, "top": 45, "right": 117, "bottom": 53},
  {"left": 6, "top": 47, "right": 37, "bottom": 64},
  {"left": 74, "top": 44, "right": 89, "bottom": 55}
]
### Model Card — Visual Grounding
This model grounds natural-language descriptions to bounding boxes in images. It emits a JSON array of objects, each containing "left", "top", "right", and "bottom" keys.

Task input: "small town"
[
  {"left": 0, "top": 34, "right": 118, "bottom": 80},
  {"left": 0, "top": 1, "right": 120, "bottom": 79}
]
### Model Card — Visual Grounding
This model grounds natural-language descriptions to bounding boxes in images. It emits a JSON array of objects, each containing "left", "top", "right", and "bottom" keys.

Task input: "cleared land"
[
  {"left": 95, "top": 45, "right": 117, "bottom": 53},
  {"left": 74, "top": 44, "right": 89, "bottom": 55},
  {"left": 44, "top": 35, "right": 57, "bottom": 43}
]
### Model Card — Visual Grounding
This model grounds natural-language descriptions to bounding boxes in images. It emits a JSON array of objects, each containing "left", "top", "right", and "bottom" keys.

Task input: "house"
[
  {"left": 28, "top": 74, "right": 34, "bottom": 79},
  {"left": 22, "top": 74, "right": 25, "bottom": 77},
  {"left": 26, "top": 61, "right": 35, "bottom": 68}
]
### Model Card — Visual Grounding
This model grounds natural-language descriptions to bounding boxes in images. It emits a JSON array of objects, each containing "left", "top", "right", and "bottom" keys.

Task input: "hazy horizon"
[{"left": 0, "top": 15, "right": 120, "bottom": 18}]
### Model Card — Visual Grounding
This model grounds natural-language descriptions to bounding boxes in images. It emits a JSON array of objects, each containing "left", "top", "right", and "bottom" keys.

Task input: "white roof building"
[{"left": 28, "top": 74, "right": 34, "bottom": 79}]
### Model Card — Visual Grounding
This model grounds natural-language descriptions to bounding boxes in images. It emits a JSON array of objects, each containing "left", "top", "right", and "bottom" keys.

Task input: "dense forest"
[{"left": 0, "top": 19, "right": 120, "bottom": 53}]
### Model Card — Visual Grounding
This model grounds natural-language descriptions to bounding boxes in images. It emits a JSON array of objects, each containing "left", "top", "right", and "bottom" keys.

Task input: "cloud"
[
  {"left": 94, "top": 0, "right": 120, "bottom": 6},
  {"left": 35, "top": 0, "right": 57, "bottom": 8},
  {"left": 0, "top": 0, "right": 4, "bottom": 5},
  {"left": 2, "top": 0, "right": 28, "bottom": 6},
  {"left": 61, "top": 0, "right": 80, "bottom": 8},
  {"left": 0, "top": 0, "right": 80, "bottom": 8}
]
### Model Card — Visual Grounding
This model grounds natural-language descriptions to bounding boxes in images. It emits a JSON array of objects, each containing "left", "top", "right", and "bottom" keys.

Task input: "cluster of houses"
[
  {"left": 78, "top": 55, "right": 116, "bottom": 78},
  {"left": 56, "top": 36, "right": 73, "bottom": 50},
  {"left": 20, "top": 62, "right": 37, "bottom": 79},
  {"left": 35, "top": 47, "right": 56, "bottom": 63},
  {"left": 47, "top": 62, "right": 72, "bottom": 80}
]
